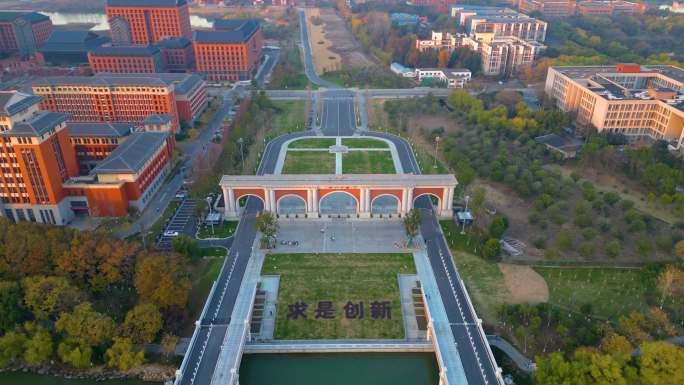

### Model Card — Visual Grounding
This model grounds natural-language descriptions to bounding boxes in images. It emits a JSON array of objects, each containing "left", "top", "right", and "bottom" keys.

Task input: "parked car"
[{"left": 163, "top": 230, "right": 179, "bottom": 237}]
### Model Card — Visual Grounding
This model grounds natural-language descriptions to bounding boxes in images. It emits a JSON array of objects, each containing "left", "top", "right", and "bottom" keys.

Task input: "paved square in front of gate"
[{"left": 273, "top": 219, "right": 410, "bottom": 253}]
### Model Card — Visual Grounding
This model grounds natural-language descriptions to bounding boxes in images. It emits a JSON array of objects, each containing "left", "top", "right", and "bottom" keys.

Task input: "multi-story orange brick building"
[
  {"left": 0, "top": 11, "right": 53, "bottom": 58},
  {"left": 194, "top": 19, "right": 263, "bottom": 82},
  {"left": 0, "top": 90, "right": 174, "bottom": 223},
  {"left": 518, "top": 0, "right": 577, "bottom": 17},
  {"left": 88, "top": 45, "right": 164, "bottom": 73},
  {"left": 576, "top": 0, "right": 646, "bottom": 15},
  {"left": 31, "top": 72, "right": 207, "bottom": 129},
  {"left": 157, "top": 37, "right": 195, "bottom": 72},
  {"left": 68, "top": 122, "right": 132, "bottom": 174},
  {"left": 545, "top": 64, "right": 684, "bottom": 149},
  {"left": 105, "top": 0, "right": 192, "bottom": 45}
]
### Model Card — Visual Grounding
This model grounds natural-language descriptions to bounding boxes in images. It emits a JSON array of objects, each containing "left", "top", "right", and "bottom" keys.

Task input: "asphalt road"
[
  {"left": 176, "top": 129, "right": 306, "bottom": 385},
  {"left": 319, "top": 91, "right": 356, "bottom": 136},
  {"left": 374, "top": 132, "right": 501, "bottom": 385}
]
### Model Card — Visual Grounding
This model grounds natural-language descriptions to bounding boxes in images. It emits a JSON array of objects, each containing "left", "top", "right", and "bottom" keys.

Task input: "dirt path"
[
  {"left": 305, "top": 8, "right": 341, "bottom": 73},
  {"left": 498, "top": 263, "right": 549, "bottom": 304}
]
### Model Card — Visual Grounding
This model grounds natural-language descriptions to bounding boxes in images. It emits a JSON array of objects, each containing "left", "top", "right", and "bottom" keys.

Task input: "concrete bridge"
[
  {"left": 220, "top": 174, "right": 458, "bottom": 220},
  {"left": 244, "top": 340, "right": 434, "bottom": 354}
]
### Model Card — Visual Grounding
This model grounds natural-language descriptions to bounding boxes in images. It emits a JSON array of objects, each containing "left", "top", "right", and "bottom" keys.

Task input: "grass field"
[
  {"left": 262, "top": 253, "right": 416, "bottom": 339},
  {"left": 197, "top": 221, "right": 238, "bottom": 239},
  {"left": 342, "top": 138, "right": 389, "bottom": 149},
  {"left": 288, "top": 138, "right": 336, "bottom": 149},
  {"left": 186, "top": 255, "right": 226, "bottom": 332},
  {"left": 533, "top": 267, "right": 660, "bottom": 320},
  {"left": 416, "top": 151, "right": 448, "bottom": 175},
  {"left": 266, "top": 101, "right": 307, "bottom": 142},
  {"left": 342, "top": 151, "right": 395, "bottom": 174},
  {"left": 282, "top": 151, "right": 335, "bottom": 174}
]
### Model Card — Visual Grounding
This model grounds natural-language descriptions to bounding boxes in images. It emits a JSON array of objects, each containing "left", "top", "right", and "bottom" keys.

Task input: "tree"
[
  {"left": 638, "top": 342, "right": 684, "bottom": 385},
  {"left": 482, "top": 239, "right": 501, "bottom": 260},
  {"left": 534, "top": 352, "right": 574, "bottom": 385},
  {"left": 403, "top": 208, "right": 421, "bottom": 240},
  {"left": 23, "top": 322, "right": 53, "bottom": 365},
  {"left": 437, "top": 49, "right": 450, "bottom": 68},
  {"left": 22, "top": 276, "right": 82, "bottom": 320},
  {"left": 675, "top": 240, "right": 684, "bottom": 262},
  {"left": 160, "top": 334, "right": 179, "bottom": 361},
  {"left": 488, "top": 216, "right": 508, "bottom": 239},
  {"left": 0, "top": 330, "right": 26, "bottom": 367},
  {"left": 172, "top": 235, "right": 201, "bottom": 260},
  {"left": 55, "top": 302, "right": 115, "bottom": 347},
  {"left": 0, "top": 281, "right": 23, "bottom": 333},
  {"left": 599, "top": 334, "right": 633, "bottom": 361},
  {"left": 572, "top": 348, "right": 628, "bottom": 385},
  {"left": 105, "top": 337, "right": 144, "bottom": 371},
  {"left": 57, "top": 338, "right": 92, "bottom": 368},
  {"left": 657, "top": 265, "right": 684, "bottom": 305},
  {"left": 134, "top": 253, "right": 191, "bottom": 308},
  {"left": 121, "top": 303, "right": 163, "bottom": 344},
  {"left": 255, "top": 211, "right": 278, "bottom": 248}
]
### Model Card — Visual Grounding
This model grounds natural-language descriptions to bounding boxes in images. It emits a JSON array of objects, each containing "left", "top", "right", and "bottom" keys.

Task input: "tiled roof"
[
  {"left": 0, "top": 91, "right": 42, "bottom": 116},
  {"left": 213, "top": 18, "right": 259, "bottom": 31},
  {"left": 195, "top": 19, "right": 260, "bottom": 43},
  {"left": 92, "top": 131, "right": 168, "bottom": 174},
  {"left": 89, "top": 45, "right": 160, "bottom": 57},
  {"left": 39, "top": 31, "right": 111, "bottom": 54},
  {"left": 143, "top": 114, "right": 172, "bottom": 125},
  {"left": 3, "top": 111, "right": 68, "bottom": 137},
  {"left": 157, "top": 37, "right": 192, "bottom": 49},
  {"left": 32, "top": 72, "right": 203, "bottom": 95},
  {"left": 0, "top": 11, "right": 49, "bottom": 24},
  {"left": 67, "top": 122, "right": 133, "bottom": 138},
  {"left": 106, "top": 0, "right": 187, "bottom": 7}
]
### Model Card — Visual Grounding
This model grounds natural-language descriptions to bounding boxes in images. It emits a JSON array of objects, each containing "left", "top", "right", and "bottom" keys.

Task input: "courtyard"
[
  {"left": 280, "top": 136, "right": 398, "bottom": 174},
  {"left": 261, "top": 252, "right": 416, "bottom": 339}
]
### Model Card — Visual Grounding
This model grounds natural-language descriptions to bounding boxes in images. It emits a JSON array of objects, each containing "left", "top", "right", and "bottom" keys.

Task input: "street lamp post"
[
  {"left": 461, "top": 195, "right": 470, "bottom": 235},
  {"left": 206, "top": 196, "right": 214, "bottom": 235},
  {"left": 238, "top": 137, "right": 245, "bottom": 171},
  {"left": 433, "top": 136, "right": 440, "bottom": 169}
]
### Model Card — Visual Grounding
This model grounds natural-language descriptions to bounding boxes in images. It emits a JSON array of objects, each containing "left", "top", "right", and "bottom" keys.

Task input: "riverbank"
[{"left": 0, "top": 363, "right": 172, "bottom": 384}]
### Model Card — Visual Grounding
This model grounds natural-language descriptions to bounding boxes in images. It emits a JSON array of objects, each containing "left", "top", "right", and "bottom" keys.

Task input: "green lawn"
[
  {"left": 533, "top": 267, "right": 660, "bottom": 320},
  {"left": 197, "top": 221, "right": 238, "bottom": 239},
  {"left": 342, "top": 138, "right": 389, "bottom": 149},
  {"left": 267, "top": 101, "right": 307, "bottom": 141},
  {"left": 417, "top": 151, "right": 448, "bottom": 175},
  {"left": 186, "top": 255, "right": 226, "bottom": 331},
  {"left": 342, "top": 151, "right": 395, "bottom": 174},
  {"left": 282, "top": 151, "right": 335, "bottom": 174},
  {"left": 440, "top": 220, "right": 485, "bottom": 255},
  {"left": 288, "top": 138, "right": 336, "bottom": 149},
  {"left": 262, "top": 253, "right": 416, "bottom": 339},
  {"left": 201, "top": 247, "right": 228, "bottom": 258},
  {"left": 452, "top": 250, "right": 509, "bottom": 322}
]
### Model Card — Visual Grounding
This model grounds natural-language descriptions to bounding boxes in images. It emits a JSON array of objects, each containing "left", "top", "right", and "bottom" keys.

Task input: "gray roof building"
[
  {"left": 92, "top": 131, "right": 169, "bottom": 174},
  {"left": 106, "top": 0, "right": 187, "bottom": 7},
  {"left": 39, "top": 30, "right": 111, "bottom": 65},
  {"left": 89, "top": 44, "right": 160, "bottom": 57},
  {"left": 67, "top": 122, "right": 133, "bottom": 138},
  {"left": 3, "top": 111, "right": 68, "bottom": 137},
  {"left": 0, "top": 91, "right": 42, "bottom": 117}
]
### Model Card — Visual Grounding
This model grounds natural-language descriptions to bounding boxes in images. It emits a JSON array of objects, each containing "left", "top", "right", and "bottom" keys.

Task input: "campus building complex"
[
  {"left": 518, "top": 0, "right": 646, "bottom": 16},
  {"left": 88, "top": 45, "right": 164, "bottom": 73},
  {"left": 105, "top": 0, "right": 192, "bottom": 45},
  {"left": 31, "top": 72, "right": 207, "bottom": 128},
  {"left": 194, "top": 19, "right": 263, "bottom": 82},
  {"left": 545, "top": 64, "right": 684, "bottom": 149},
  {"left": 0, "top": 90, "right": 174, "bottom": 224},
  {"left": 415, "top": 31, "right": 544, "bottom": 76},
  {"left": 451, "top": 5, "right": 547, "bottom": 42},
  {"left": 0, "top": 11, "right": 52, "bottom": 58}
]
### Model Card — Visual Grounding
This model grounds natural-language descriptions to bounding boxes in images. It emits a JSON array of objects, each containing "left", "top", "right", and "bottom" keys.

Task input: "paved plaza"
[{"left": 273, "top": 218, "right": 412, "bottom": 253}]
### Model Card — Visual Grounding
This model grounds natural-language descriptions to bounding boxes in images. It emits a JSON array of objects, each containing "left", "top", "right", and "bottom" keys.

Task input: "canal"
[{"left": 0, "top": 353, "right": 439, "bottom": 385}]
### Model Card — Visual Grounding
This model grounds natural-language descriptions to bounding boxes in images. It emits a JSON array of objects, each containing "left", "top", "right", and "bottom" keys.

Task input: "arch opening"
[
  {"left": 413, "top": 193, "right": 441, "bottom": 211},
  {"left": 319, "top": 191, "right": 358, "bottom": 216},
  {"left": 371, "top": 194, "right": 400, "bottom": 215},
  {"left": 277, "top": 194, "right": 307, "bottom": 215}
]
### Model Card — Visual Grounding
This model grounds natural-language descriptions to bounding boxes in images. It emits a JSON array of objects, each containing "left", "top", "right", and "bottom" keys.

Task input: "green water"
[
  {"left": 0, "top": 353, "right": 438, "bottom": 385},
  {"left": 0, "top": 372, "right": 157, "bottom": 385},
  {"left": 239, "top": 353, "right": 440, "bottom": 385}
]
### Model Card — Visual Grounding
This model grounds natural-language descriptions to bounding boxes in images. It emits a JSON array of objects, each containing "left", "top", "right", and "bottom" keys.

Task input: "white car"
[{"left": 163, "top": 230, "right": 179, "bottom": 237}]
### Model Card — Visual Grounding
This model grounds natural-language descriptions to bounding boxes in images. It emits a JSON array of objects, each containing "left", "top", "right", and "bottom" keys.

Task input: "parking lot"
[{"left": 156, "top": 198, "right": 197, "bottom": 250}]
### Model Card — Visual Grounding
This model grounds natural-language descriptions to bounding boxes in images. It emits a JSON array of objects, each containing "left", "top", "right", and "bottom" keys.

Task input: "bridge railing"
[{"left": 174, "top": 278, "right": 218, "bottom": 385}]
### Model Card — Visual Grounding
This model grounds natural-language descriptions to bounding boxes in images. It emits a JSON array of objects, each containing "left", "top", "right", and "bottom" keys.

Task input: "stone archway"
[
  {"left": 371, "top": 194, "right": 400, "bottom": 215},
  {"left": 319, "top": 191, "right": 358, "bottom": 215},
  {"left": 277, "top": 194, "right": 307, "bottom": 215}
]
